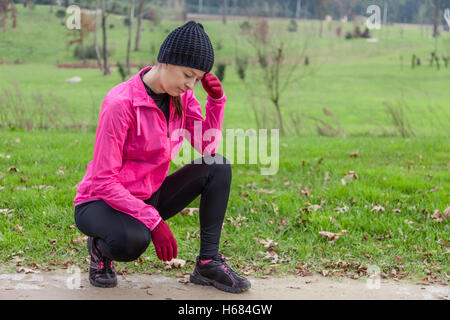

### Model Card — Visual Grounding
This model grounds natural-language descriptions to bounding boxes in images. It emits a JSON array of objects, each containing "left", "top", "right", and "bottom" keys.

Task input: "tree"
[
  {"left": 101, "top": 0, "right": 110, "bottom": 75},
  {"left": 134, "top": 0, "right": 145, "bottom": 51},
  {"left": 0, "top": 0, "right": 18, "bottom": 31},
  {"left": 126, "top": 0, "right": 135, "bottom": 76},
  {"left": 245, "top": 19, "right": 311, "bottom": 136},
  {"left": 93, "top": 0, "right": 103, "bottom": 71},
  {"left": 433, "top": 0, "right": 441, "bottom": 38},
  {"left": 221, "top": 0, "right": 227, "bottom": 24}
]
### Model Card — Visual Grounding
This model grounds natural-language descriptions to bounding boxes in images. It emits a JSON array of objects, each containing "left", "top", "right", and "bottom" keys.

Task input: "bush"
[
  {"left": 287, "top": 19, "right": 297, "bottom": 32},
  {"left": 215, "top": 62, "right": 226, "bottom": 82},
  {"left": 117, "top": 61, "right": 127, "bottom": 81},
  {"left": 74, "top": 44, "right": 109, "bottom": 60},
  {"left": 55, "top": 9, "right": 66, "bottom": 19},
  {"left": 240, "top": 21, "right": 251, "bottom": 32},
  {"left": 235, "top": 56, "right": 248, "bottom": 81},
  {"left": 361, "top": 27, "right": 371, "bottom": 38}
]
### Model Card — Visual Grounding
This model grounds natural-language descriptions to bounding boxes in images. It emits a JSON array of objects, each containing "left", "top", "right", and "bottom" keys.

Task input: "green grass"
[
  {"left": 0, "top": 5, "right": 448, "bottom": 282},
  {"left": 0, "top": 131, "right": 448, "bottom": 280}
]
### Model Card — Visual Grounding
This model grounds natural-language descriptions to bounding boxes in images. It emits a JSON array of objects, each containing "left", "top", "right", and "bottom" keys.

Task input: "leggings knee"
[{"left": 106, "top": 231, "right": 151, "bottom": 262}]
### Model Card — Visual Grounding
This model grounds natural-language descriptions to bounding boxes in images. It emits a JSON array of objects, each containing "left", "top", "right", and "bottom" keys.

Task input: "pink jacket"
[{"left": 73, "top": 66, "right": 226, "bottom": 231}]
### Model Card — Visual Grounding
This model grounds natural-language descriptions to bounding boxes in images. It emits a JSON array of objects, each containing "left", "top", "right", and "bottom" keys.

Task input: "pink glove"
[
  {"left": 201, "top": 73, "right": 224, "bottom": 99},
  {"left": 150, "top": 220, "right": 177, "bottom": 261}
]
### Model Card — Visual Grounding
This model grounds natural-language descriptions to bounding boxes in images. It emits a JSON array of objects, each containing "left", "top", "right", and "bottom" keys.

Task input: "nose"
[{"left": 185, "top": 79, "right": 196, "bottom": 91}]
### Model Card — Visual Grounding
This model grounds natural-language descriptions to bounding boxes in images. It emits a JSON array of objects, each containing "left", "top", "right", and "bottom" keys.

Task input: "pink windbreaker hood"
[{"left": 73, "top": 66, "right": 227, "bottom": 231}]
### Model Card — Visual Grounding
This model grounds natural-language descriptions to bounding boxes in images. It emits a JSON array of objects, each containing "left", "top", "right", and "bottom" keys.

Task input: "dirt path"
[{"left": 0, "top": 269, "right": 447, "bottom": 300}]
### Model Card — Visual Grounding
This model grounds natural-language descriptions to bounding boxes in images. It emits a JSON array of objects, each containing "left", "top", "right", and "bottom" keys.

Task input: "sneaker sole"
[
  {"left": 89, "top": 277, "right": 117, "bottom": 288},
  {"left": 190, "top": 270, "right": 251, "bottom": 294}
]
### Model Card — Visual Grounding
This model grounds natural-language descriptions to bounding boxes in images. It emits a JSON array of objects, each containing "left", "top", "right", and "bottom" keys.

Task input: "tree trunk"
[
  {"left": 101, "top": 0, "right": 110, "bottom": 75},
  {"left": 126, "top": 0, "right": 135, "bottom": 76},
  {"left": 433, "top": 0, "right": 440, "bottom": 38},
  {"left": 134, "top": 0, "right": 145, "bottom": 51},
  {"left": 221, "top": 0, "right": 227, "bottom": 25},
  {"left": 295, "top": 0, "right": 301, "bottom": 19},
  {"left": 94, "top": 0, "right": 103, "bottom": 71}
]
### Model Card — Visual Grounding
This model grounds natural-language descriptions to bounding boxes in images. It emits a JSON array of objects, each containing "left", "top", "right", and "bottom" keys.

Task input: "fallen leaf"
[
  {"left": 333, "top": 205, "right": 349, "bottom": 213},
  {"left": 254, "top": 237, "right": 278, "bottom": 250},
  {"left": 371, "top": 204, "right": 385, "bottom": 213},
  {"left": 300, "top": 189, "right": 310, "bottom": 197},
  {"left": 16, "top": 267, "right": 37, "bottom": 274},
  {"left": 319, "top": 230, "right": 348, "bottom": 241},
  {"left": 307, "top": 203, "right": 322, "bottom": 212},
  {"left": 344, "top": 171, "right": 358, "bottom": 180},
  {"left": 14, "top": 225, "right": 23, "bottom": 233},
  {"left": 277, "top": 217, "right": 289, "bottom": 227},
  {"left": 323, "top": 171, "right": 330, "bottom": 184},
  {"left": 164, "top": 259, "right": 186, "bottom": 269},
  {"left": 443, "top": 206, "right": 450, "bottom": 219},
  {"left": 258, "top": 188, "right": 276, "bottom": 194},
  {"left": 392, "top": 208, "right": 401, "bottom": 213},
  {"left": 7, "top": 167, "right": 19, "bottom": 173},
  {"left": 395, "top": 256, "right": 402, "bottom": 263},
  {"left": 349, "top": 152, "right": 360, "bottom": 158},
  {"left": 180, "top": 208, "right": 198, "bottom": 217},
  {"left": 49, "top": 238, "right": 58, "bottom": 245}
]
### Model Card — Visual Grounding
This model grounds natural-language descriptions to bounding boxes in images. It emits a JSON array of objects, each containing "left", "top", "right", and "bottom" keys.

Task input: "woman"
[{"left": 73, "top": 21, "right": 250, "bottom": 294}]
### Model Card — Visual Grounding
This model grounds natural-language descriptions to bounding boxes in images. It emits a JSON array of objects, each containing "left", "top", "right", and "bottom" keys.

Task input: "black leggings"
[{"left": 74, "top": 153, "right": 231, "bottom": 262}]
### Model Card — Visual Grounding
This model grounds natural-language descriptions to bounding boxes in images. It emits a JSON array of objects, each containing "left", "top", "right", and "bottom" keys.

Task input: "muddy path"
[{"left": 0, "top": 269, "right": 447, "bottom": 300}]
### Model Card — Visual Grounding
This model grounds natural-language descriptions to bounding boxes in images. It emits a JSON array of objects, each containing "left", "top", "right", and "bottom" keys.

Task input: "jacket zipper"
[{"left": 145, "top": 96, "right": 171, "bottom": 138}]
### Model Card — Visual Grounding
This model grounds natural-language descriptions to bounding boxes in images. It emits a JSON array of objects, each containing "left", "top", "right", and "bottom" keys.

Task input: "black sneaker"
[
  {"left": 190, "top": 254, "right": 251, "bottom": 293},
  {"left": 87, "top": 237, "right": 117, "bottom": 288}
]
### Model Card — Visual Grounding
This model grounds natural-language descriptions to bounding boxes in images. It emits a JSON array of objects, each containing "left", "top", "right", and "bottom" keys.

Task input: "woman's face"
[{"left": 159, "top": 63, "right": 205, "bottom": 96}]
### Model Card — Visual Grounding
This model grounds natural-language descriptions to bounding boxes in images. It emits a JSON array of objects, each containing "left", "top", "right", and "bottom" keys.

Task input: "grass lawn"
[{"left": 0, "top": 5, "right": 448, "bottom": 283}]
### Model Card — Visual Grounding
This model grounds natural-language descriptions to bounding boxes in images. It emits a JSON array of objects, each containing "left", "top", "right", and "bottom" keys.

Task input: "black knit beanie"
[{"left": 157, "top": 20, "right": 214, "bottom": 74}]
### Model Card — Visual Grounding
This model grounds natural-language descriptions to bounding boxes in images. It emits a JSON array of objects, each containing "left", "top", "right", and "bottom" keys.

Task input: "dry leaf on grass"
[
  {"left": 431, "top": 207, "right": 449, "bottom": 222},
  {"left": 180, "top": 208, "right": 198, "bottom": 217},
  {"left": 349, "top": 152, "right": 360, "bottom": 158},
  {"left": 254, "top": 237, "right": 278, "bottom": 250},
  {"left": 371, "top": 204, "right": 385, "bottom": 213},
  {"left": 319, "top": 230, "right": 348, "bottom": 241},
  {"left": 164, "top": 259, "right": 186, "bottom": 269},
  {"left": 333, "top": 205, "right": 349, "bottom": 213}
]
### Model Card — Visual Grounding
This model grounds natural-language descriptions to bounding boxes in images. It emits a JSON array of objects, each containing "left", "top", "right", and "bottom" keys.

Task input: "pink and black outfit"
[
  {"left": 74, "top": 65, "right": 229, "bottom": 261},
  {"left": 73, "top": 20, "right": 251, "bottom": 293}
]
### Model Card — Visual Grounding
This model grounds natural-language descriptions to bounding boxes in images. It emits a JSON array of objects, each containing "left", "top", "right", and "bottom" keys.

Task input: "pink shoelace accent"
[{"left": 200, "top": 259, "right": 212, "bottom": 264}]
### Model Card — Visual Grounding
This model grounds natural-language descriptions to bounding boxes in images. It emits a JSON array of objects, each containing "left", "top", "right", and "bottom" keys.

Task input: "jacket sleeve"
[
  {"left": 90, "top": 98, "right": 162, "bottom": 231},
  {"left": 184, "top": 91, "right": 226, "bottom": 155}
]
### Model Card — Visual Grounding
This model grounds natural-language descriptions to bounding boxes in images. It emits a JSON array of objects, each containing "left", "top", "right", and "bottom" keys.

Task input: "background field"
[{"left": 0, "top": 4, "right": 448, "bottom": 283}]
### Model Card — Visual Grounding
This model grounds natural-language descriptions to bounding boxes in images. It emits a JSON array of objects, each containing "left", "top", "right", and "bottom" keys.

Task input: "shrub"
[
  {"left": 287, "top": 19, "right": 298, "bottom": 32},
  {"left": 235, "top": 56, "right": 248, "bottom": 81},
  {"left": 215, "top": 62, "right": 226, "bottom": 82}
]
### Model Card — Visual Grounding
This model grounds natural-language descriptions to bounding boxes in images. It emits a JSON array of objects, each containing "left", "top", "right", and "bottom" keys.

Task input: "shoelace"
[{"left": 102, "top": 259, "right": 114, "bottom": 274}]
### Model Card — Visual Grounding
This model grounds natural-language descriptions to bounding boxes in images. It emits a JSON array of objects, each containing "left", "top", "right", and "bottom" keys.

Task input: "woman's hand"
[
  {"left": 150, "top": 220, "right": 177, "bottom": 261},
  {"left": 201, "top": 73, "right": 224, "bottom": 99}
]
